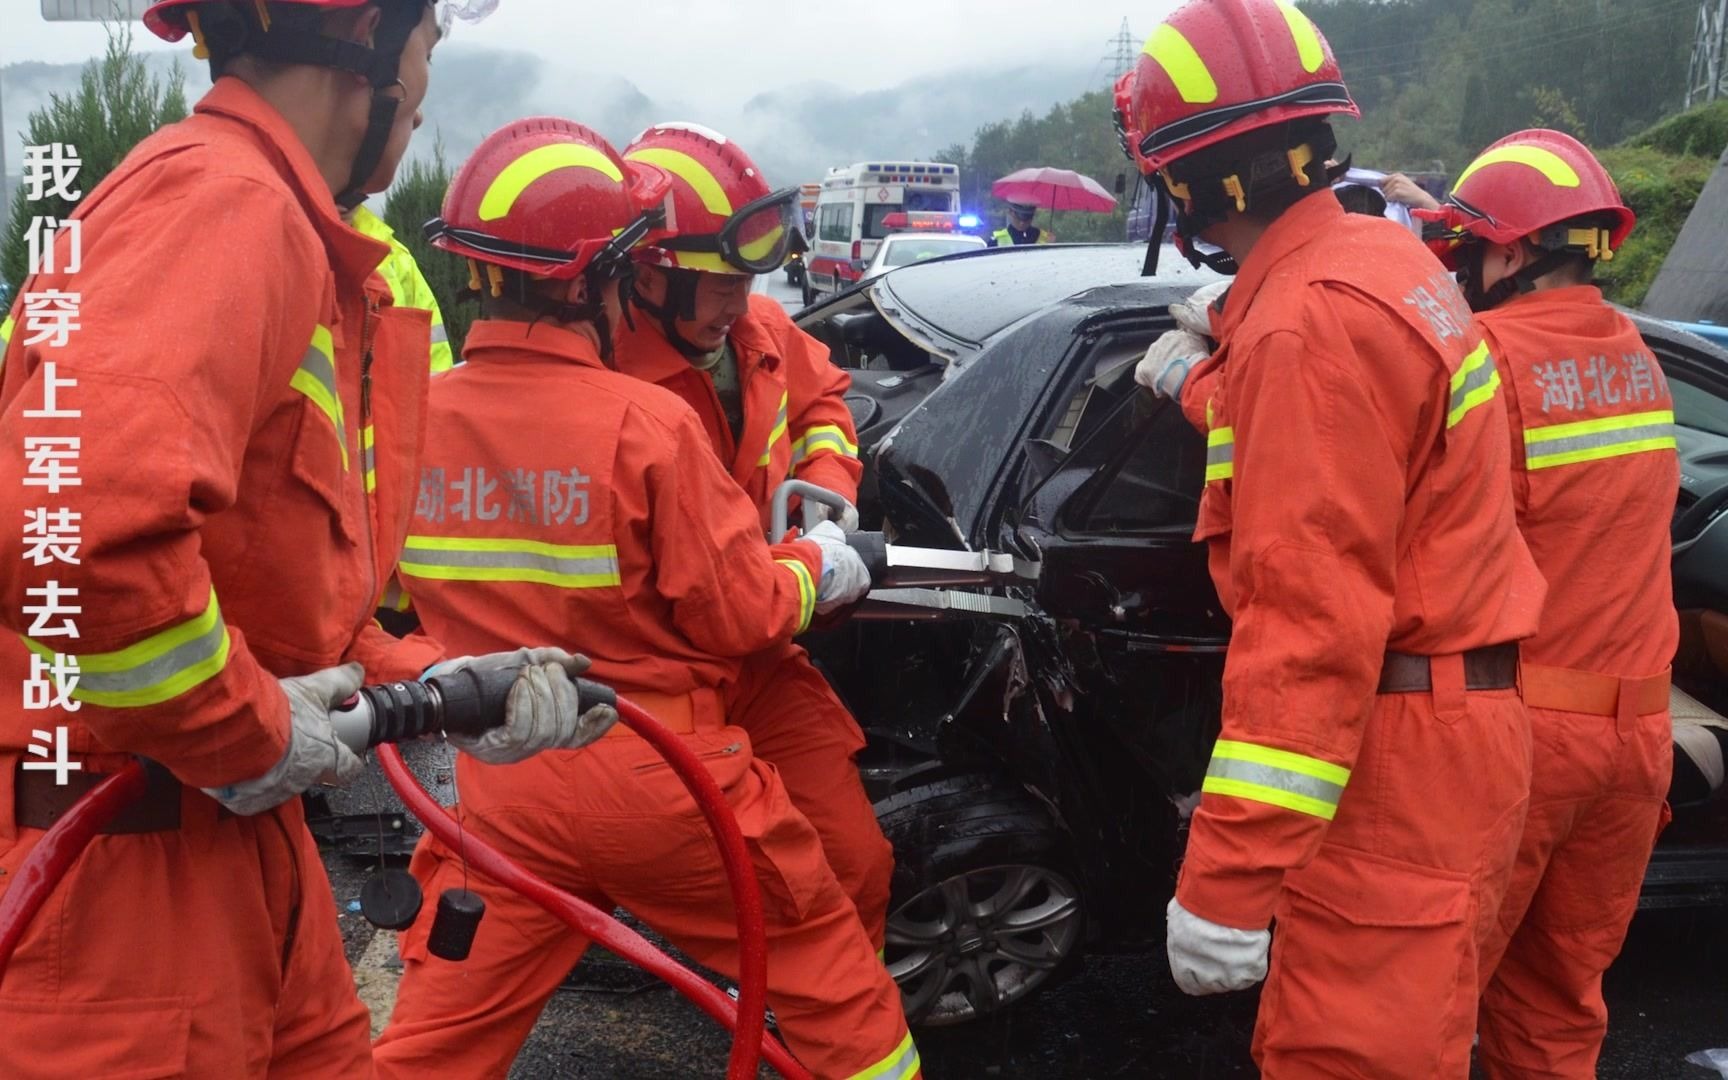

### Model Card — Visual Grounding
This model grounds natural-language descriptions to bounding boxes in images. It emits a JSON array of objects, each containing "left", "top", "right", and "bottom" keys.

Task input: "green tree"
[
  {"left": 3, "top": 24, "right": 186, "bottom": 294},
  {"left": 381, "top": 141, "right": 471, "bottom": 355}
]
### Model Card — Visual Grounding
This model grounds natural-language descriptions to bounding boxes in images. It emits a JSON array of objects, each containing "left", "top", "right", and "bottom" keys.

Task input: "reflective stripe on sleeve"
[
  {"left": 1201, "top": 739, "right": 1350, "bottom": 820},
  {"left": 1206, "top": 425, "right": 1234, "bottom": 483},
  {"left": 846, "top": 1030, "right": 921, "bottom": 1080},
  {"left": 1524, "top": 409, "right": 1677, "bottom": 471},
  {"left": 757, "top": 392, "right": 791, "bottom": 468},
  {"left": 790, "top": 424, "right": 859, "bottom": 466},
  {"left": 398, "top": 536, "right": 622, "bottom": 588},
  {"left": 22, "top": 587, "right": 232, "bottom": 708},
  {"left": 1447, "top": 341, "right": 1500, "bottom": 429},
  {"left": 292, "top": 325, "right": 349, "bottom": 469},
  {"left": 1, "top": 313, "right": 13, "bottom": 345},
  {"left": 776, "top": 557, "right": 816, "bottom": 634}
]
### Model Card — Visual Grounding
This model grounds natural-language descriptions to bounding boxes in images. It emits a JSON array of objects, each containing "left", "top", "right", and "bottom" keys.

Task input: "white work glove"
[
  {"left": 807, "top": 495, "right": 861, "bottom": 533},
  {"left": 1136, "top": 280, "right": 1231, "bottom": 400},
  {"left": 1135, "top": 329, "right": 1208, "bottom": 400},
  {"left": 202, "top": 663, "right": 368, "bottom": 817},
  {"left": 430, "top": 647, "right": 619, "bottom": 765},
  {"left": 807, "top": 519, "right": 872, "bottom": 614},
  {"left": 1165, "top": 897, "right": 1270, "bottom": 995}
]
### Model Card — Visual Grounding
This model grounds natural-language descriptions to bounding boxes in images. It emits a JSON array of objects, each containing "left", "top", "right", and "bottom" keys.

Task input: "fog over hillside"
[{"left": 2, "top": 45, "right": 1100, "bottom": 191}]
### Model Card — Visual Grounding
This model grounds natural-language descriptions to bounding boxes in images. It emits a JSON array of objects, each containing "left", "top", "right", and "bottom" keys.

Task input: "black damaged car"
[{"left": 795, "top": 242, "right": 1728, "bottom": 1028}]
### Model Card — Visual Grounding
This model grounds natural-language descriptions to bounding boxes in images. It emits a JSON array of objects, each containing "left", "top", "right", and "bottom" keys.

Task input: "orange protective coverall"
[
  {"left": 0, "top": 78, "right": 442, "bottom": 1078},
  {"left": 1175, "top": 191, "right": 1546, "bottom": 1078},
  {"left": 372, "top": 320, "right": 918, "bottom": 1080},
  {"left": 1473, "top": 287, "right": 1677, "bottom": 1079},
  {"left": 614, "top": 293, "right": 892, "bottom": 947}
]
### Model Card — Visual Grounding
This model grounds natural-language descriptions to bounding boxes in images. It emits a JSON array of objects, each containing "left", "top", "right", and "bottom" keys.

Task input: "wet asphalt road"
[
  {"left": 329, "top": 275, "right": 1728, "bottom": 1077},
  {"left": 331, "top": 836, "right": 1725, "bottom": 1080}
]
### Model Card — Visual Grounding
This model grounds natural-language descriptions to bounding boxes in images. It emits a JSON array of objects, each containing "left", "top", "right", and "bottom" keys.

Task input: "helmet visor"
[{"left": 660, "top": 186, "right": 800, "bottom": 274}]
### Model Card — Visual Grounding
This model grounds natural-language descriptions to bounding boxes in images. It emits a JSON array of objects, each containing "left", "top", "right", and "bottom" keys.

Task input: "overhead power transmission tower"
[
  {"left": 1687, "top": 0, "right": 1728, "bottom": 107},
  {"left": 1104, "top": 18, "right": 1138, "bottom": 86}
]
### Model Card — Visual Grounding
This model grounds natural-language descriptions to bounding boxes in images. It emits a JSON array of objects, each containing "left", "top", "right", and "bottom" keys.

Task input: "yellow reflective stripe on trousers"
[
  {"left": 757, "top": 392, "right": 791, "bottom": 468},
  {"left": 1524, "top": 409, "right": 1677, "bottom": 471},
  {"left": 399, "top": 536, "right": 622, "bottom": 588},
  {"left": 362, "top": 425, "right": 377, "bottom": 493},
  {"left": 21, "top": 587, "right": 231, "bottom": 708},
  {"left": 1202, "top": 739, "right": 1350, "bottom": 821},
  {"left": 846, "top": 1030, "right": 920, "bottom": 1080},
  {"left": 378, "top": 576, "right": 413, "bottom": 614},
  {"left": 1206, "top": 426, "right": 1234, "bottom": 483},
  {"left": 790, "top": 424, "right": 859, "bottom": 466},
  {"left": 1447, "top": 341, "right": 1500, "bottom": 429},
  {"left": 292, "top": 325, "right": 349, "bottom": 469},
  {"left": 776, "top": 557, "right": 816, "bottom": 633}
]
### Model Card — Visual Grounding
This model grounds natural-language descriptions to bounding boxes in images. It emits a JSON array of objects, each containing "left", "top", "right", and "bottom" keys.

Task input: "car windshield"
[{"left": 883, "top": 238, "right": 981, "bottom": 266}]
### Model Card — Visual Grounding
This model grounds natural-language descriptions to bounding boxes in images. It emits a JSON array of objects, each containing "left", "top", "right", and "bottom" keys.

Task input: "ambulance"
[{"left": 807, "top": 161, "right": 962, "bottom": 300}]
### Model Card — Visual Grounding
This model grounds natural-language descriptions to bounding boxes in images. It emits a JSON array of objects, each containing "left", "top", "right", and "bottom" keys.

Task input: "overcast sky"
[{"left": 11, "top": 1, "right": 1181, "bottom": 107}]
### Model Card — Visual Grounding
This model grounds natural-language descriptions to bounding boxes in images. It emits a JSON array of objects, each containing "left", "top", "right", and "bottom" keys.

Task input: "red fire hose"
[
  {"left": 0, "top": 761, "right": 147, "bottom": 971},
  {"left": 377, "top": 693, "right": 812, "bottom": 1080},
  {"left": 0, "top": 697, "right": 812, "bottom": 1080}
]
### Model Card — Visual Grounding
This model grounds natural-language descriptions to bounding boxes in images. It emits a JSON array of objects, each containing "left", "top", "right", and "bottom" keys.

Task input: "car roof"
[{"left": 868, "top": 243, "right": 1223, "bottom": 348}]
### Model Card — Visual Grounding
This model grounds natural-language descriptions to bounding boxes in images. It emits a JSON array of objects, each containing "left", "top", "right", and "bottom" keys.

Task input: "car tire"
[{"left": 875, "top": 775, "right": 1087, "bottom": 1028}]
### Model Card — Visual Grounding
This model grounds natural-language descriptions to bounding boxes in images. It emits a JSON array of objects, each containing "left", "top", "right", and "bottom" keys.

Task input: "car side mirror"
[
  {"left": 851, "top": 258, "right": 868, "bottom": 273},
  {"left": 1114, "top": 172, "right": 1127, "bottom": 195}
]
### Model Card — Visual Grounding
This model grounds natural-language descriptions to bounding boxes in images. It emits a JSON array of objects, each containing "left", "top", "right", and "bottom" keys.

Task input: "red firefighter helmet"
[
  {"left": 1112, "top": 69, "right": 1143, "bottom": 168},
  {"left": 1416, "top": 129, "right": 1636, "bottom": 270},
  {"left": 426, "top": 117, "right": 670, "bottom": 281},
  {"left": 145, "top": 0, "right": 367, "bottom": 40},
  {"left": 623, "top": 123, "right": 799, "bottom": 275},
  {"left": 1130, "top": 0, "right": 1358, "bottom": 175}
]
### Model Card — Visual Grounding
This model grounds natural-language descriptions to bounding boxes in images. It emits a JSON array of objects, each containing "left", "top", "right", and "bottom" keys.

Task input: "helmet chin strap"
[
  {"left": 630, "top": 268, "right": 712, "bottom": 360},
  {"left": 1457, "top": 241, "right": 1571, "bottom": 313}
]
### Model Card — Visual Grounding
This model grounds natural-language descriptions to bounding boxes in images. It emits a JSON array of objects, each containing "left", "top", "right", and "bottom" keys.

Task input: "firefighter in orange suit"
[
  {"left": 1419, "top": 131, "right": 1678, "bottom": 1079},
  {"left": 1130, "top": 1, "right": 1546, "bottom": 1075},
  {"left": 0, "top": 3, "right": 620, "bottom": 1076},
  {"left": 371, "top": 118, "right": 921, "bottom": 1080},
  {"left": 614, "top": 123, "right": 894, "bottom": 949}
]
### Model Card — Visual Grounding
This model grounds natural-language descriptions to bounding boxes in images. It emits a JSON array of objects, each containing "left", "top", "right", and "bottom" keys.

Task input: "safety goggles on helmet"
[
  {"left": 427, "top": 202, "right": 666, "bottom": 283},
  {"left": 654, "top": 185, "right": 801, "bottom": 275}
]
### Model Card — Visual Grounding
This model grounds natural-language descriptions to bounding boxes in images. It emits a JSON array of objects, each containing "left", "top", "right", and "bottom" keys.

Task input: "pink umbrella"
[{"left": 992, "top": 167, "right": 1118, "bottom": 213}]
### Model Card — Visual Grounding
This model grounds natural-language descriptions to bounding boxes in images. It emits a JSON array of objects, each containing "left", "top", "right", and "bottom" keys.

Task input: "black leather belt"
[
  {"left": 1377, "top": 642, "right": 1519, "bottom": 694},
  {"left": 14, "top": 758, "right": 185, "bottom": 834}
]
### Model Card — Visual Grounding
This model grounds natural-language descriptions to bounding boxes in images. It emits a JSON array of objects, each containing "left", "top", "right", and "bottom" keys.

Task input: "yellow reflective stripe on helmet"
[
  {"left": 1274, "top": 0, "right": 1325, "bottom": 73},
  {"left": 1524, "top": 409, "right": 1676, "bottom": 471},
  {"left": 362, "top": 425, "right": 377, "bottom": 494},
  {"left": 776, "top": 557, "right": 816, "bottom": 634},
  {"left": 1454, "top": 145, "right": 1582, "bottom": 191},
  {"left": 625, "top": 146, "right": 735, "bottom": 217},
  {"left": 1206, "top": 425, "right": 1234, "bottom": 483},
  {"left": 846, "top": 1030, "right": 920, "bottom": 1080},
  {"left": 757, "top": 392, "right": 791, "bottom": 468},
  {"left": 790, "top": 424, "right": 859, "bottom": 466},
  {"left": 292, "top": 325, "right": 348, "bottom": 470},
  {"left": 1202, "top": 739, "right": 1350, "bottom": 821},
  {"left": 480, "top": 144, "right": 625, "bottom": 223},
  {"left": 399, "top": 536, "right": 623, "bottom": 588},
  {"left": 1145, "top": 24, "right": 1218, "bottom": 105},
  {"left": 1447, "top": 341, "right": 1501, "bottom": 429},
  {"left": 22, "top": 587, "right": 231, "bottom": 708},
  {"left": 738, "top": 224, "right": 787, "bottom": 265}
]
